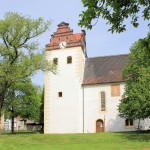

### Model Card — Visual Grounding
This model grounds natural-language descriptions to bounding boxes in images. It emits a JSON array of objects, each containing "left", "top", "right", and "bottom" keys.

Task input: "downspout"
[
  {"left": 82, "top": 85, "right": 84, "bottom": 133},
  {"left": 81, "top": 30, "right": 86, "bottom": 133},
  {"left": 104, "top": 115, "right": 105, "bottom": 132}
]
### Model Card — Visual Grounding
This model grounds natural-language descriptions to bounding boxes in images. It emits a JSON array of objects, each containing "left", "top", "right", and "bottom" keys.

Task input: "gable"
[{"left": 45, "top": 22, "right": 86, "bottom": 51}]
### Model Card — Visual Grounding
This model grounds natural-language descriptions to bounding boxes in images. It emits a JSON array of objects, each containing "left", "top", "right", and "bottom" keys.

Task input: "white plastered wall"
[
  {"left": 83, "top": 83, "right": 138, "bottom": 133},
  {"left": 44, "top": 46, "right": 85, "bottom": 133}
]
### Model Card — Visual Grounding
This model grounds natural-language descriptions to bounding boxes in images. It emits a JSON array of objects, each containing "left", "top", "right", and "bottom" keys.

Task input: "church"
[{"left": 44, "top": 22, "right": 150, "bottom": 134}]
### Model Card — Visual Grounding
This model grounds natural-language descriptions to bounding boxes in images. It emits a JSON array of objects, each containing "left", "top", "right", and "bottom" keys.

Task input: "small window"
[
  {"left": 101, "top": 92, "right": 106, "bottom": 111},
  {"left": 111, "top": 84, "right": 120, "bottom": 97},
  {"left": 58, "top": 92, "right": 62, "bottom": 97},
  {"left": 53, "top": 58, "right": 58, "bottom": 65},
  {"left": 125, "top": 119, "right": 133, "bottom": 126},
  {"left": 67, "top": 56, "right": 72, "bottom": 64}
]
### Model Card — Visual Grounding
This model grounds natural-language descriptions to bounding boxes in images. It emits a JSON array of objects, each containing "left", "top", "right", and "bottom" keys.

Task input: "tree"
[
  {"left": 4, "top": 78, "right": 42, "bottom": 133},
  {"left": 0, "top": 12, "right": 53, "bottom": 121},
  {"left": 118, "top": 32, "right": 150, "bottom": 128},
  {"left": 39, "top": 87, "right": 44, "bottom": 132},
  {"left": 78, "top": 0, "right": 150, "bottom": 33}
]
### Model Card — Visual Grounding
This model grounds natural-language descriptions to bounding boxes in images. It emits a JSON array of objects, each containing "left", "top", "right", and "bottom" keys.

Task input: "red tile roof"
[{"left": 83, "top": 54, "right": 128, "bottom": 85}]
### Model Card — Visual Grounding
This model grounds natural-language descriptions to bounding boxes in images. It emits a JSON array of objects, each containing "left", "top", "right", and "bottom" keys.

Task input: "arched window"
[
  {"left": 67, "top": 56, "right": 72, "bottom": 64},
  {"left": 53, "top": 58, "right": 58, "bottom": 65},
  {"left": 101, "top": 92, "right": 106, "bottom": 111}
]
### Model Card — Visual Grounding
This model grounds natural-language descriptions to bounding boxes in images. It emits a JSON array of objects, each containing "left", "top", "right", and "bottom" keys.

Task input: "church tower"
[{"left": 44, "top": 22, "right": 86, "bottom": 133}]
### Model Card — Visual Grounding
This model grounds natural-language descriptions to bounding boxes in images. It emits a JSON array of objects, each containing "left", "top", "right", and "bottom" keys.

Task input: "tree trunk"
[
  {"left": 0, "top": 81, "right": 9, "bottom": 134},
  {"left": 41, "top": 123, "right": 44, "bottom": 132},
  {"left": 0, "top": 114, "right": 4, "bottom": 134},
  {"left": 11, "top": 108, "right": 15, "bottom": 134},
  {"left": 137, "top": 119, "right": 141, "bottom": 135},
  {"left": 11, "top": 115, "right": 15, "bottom": 134},
  {"left": 0, "top": 93, "right": 5, "bottom": 113},
  {"left": 0, "top": 116, "right": 3, "bottom": 134},
  {"left": 0, "top": 80, "right": 9, "bottom": 113},
  {"left": 138, "top": 119, "right": 140, "bottom": 129}
]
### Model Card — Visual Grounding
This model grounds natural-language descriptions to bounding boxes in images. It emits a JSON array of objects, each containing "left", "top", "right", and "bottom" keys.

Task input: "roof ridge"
[{"left": 87, "top": 53, "right": 128, "bottom": 59}]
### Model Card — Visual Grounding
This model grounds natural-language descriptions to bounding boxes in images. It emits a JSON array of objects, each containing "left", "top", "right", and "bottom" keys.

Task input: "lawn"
[{"left": 0, "top": 131, "right": 150, "bottom": 150}]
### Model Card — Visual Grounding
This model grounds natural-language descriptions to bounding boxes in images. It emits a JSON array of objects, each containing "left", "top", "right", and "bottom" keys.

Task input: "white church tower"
[{"left": 44, "top": 22, "right": 86, "bottom": 133}]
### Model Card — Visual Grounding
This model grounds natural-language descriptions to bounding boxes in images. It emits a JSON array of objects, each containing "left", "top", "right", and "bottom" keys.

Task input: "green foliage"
[
  {"left": 118, "top": 32, "right": 150, "bottom": 120},
  {"left": 79, "top": 0, "right": 150, "bottom": 33},
  {"left": 4, "top": 78, "right": 42, "bottom": 120},
  {"left": 0, "top": 12, "right": 53, "bottom": 114}
]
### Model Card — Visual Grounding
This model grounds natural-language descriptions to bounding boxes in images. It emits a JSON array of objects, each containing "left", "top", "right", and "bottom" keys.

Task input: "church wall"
[
  {"left": 44, "top": 47, "right": 84, "bottom": 133},
  {"left": 83, "top": 83, "right": 138, "bottom": 133},
  {"left": 44, "top": 47, "right": 150, "bottom": 133},
  {"left": 44, "top": 22, "right": 150, "bottom": 134}
]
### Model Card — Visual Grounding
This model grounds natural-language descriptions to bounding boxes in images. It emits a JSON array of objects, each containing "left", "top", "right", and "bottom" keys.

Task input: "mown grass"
[{"left": 0, "top": 131, "right": 150, "bottom": 150}]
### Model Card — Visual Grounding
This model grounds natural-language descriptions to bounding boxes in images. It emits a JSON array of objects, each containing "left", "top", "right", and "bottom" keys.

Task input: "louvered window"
[{"left": 101, "top": 92, "right": 106, "bottom": 111}]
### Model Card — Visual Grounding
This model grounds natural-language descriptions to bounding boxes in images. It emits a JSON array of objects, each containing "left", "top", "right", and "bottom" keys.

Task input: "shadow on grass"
[
  {"left": 2, "top": 130, "right": 150, "bottom": 143},
  {"left": 2, "top": 130, "right": 43, "bottom": 135},
  {"left": 116, "top": 130, "right": 150, "bottom": 142}
]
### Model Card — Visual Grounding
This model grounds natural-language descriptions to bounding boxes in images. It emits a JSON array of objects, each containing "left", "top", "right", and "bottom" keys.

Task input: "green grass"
[{"left": 0, "top": 131, "right": 150, "bottom": 150}]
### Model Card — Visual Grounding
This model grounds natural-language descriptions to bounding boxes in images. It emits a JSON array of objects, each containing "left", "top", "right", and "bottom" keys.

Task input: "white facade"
[
  {"left": 83, "top": 84, "right": 135, "bottom": 132},
  {"left": 44, "top": 22, "right": 150, "bottom": 134},
  {"left": 44, "top": 46, "right": 85, "bottom": 133}
]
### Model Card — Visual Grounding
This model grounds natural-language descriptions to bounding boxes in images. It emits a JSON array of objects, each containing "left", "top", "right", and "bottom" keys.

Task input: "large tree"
[
  {"left": 118, "top": 32, "right": 150, "bottom": 127},
  {"left": 79, "top": 0, "right": 150, "bottom": 33},
  {"left": 4, "top": 78, "right": 42, "bottom": 133},
  {"left": 0, "top": 12, "right": 53, "bottom": 119}
]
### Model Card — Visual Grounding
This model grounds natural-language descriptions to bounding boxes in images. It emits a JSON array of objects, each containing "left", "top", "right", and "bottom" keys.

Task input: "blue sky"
[{"left": 0, "top": 0, "right": 149, "bottom": 86}]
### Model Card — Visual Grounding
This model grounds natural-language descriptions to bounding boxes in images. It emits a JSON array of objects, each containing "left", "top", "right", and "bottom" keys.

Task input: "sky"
[{"left": 0, "top": 0, "right": 149, "bottom": 86}]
